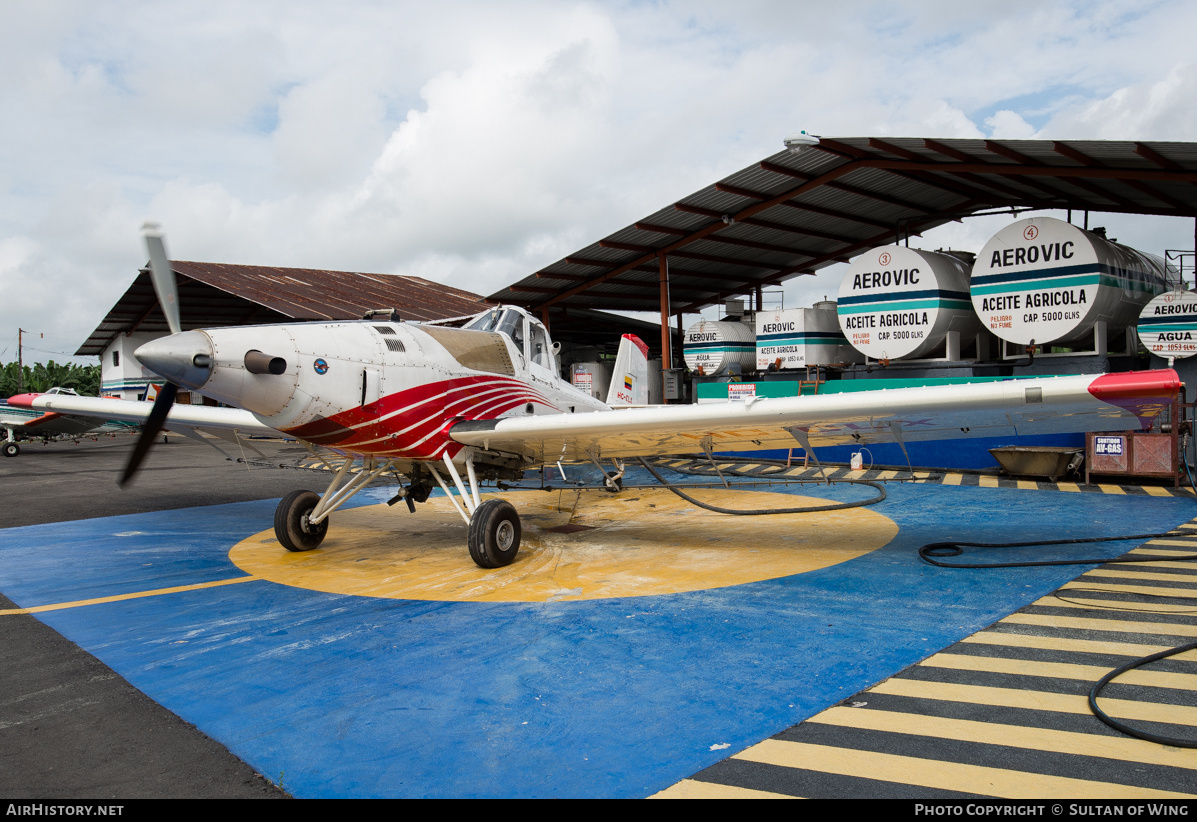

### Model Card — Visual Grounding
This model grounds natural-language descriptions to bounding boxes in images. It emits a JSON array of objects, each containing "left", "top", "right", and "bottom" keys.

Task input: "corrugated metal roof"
[
  {"left": 491, "top": 137, "right": 1197, "bottom": 315},
  {"left": 77, "top": 262, "right": 487, "bottom": 356}
]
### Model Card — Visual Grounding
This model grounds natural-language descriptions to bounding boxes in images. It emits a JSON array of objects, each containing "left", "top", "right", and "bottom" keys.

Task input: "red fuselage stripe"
[{"left": 281, "top": 376, "right": 557, "bottom": 459}]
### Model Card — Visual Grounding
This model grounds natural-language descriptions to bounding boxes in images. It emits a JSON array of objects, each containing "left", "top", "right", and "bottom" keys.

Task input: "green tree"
[{"left": 1, "top": 360, "right": 100, "bottom": 399}]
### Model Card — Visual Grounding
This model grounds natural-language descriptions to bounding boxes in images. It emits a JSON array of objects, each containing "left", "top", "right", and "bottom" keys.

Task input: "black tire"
[
  {"left": 604, "top": 475, "right": 623, "bottom": 493},
  {"left": 467, "top": 499, "right": 521, "bottom": 568},
  {"left": 3, "top": 442, "right": 19, "bottom": 457},
  {"left": 274, "top": 490, "right": 328, "bottom": 552}
]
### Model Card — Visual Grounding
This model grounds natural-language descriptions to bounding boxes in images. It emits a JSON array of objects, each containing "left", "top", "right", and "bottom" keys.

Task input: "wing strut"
[
  {"left": 699, "top": 435, "right": 729, "bottom": 488},
  {"left": 584, "top": 446, "right": 626, "bottom": 492},
  {"left": 888, "top": 422, "right": 915, "bottom": 476},
  {"left": 785, "top": 427, "right": 830, "bottom": 485}
]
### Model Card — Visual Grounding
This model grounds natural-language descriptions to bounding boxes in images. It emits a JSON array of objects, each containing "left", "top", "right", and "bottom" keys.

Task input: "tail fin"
[{"left": 606, "top": 334, "right": 650, "bottom": 406}]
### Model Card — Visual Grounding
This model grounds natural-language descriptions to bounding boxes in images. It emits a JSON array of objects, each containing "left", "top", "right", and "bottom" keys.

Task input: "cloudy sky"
[{"left": 2, "top": 0, "right": 1196, "bottom": 365}]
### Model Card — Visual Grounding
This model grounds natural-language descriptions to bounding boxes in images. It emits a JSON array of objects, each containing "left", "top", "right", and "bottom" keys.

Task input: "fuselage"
[{"left": 132, "top": 306, "right": 608, "bottom": 466}]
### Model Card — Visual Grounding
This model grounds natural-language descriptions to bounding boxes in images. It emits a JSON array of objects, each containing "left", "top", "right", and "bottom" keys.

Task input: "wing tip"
[
  {"left": 1088, "top": 368, "right": 1181, "bottom": 426},
  {"left": 6, "top": 393, "right": 41, "bottom": 408}
]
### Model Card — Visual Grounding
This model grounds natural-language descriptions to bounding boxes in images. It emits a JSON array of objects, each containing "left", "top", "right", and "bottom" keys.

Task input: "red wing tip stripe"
[
  {"left": 1088, "top": 369, "right": 1181, "bottom": 400},
  {"left": 6, "top": 393, "right": 41, "bottom": 408},
  {"left": 1088, "top": 369, "right": 1180, "bottom": 425}
]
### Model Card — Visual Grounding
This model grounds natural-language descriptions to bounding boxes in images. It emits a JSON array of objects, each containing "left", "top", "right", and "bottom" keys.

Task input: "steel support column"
[
  {"left": 676, "top": 311, "right": 684, "bottom": 364},
  {"left": 659, "top": 252, "right": 671, "bottom": 371}
]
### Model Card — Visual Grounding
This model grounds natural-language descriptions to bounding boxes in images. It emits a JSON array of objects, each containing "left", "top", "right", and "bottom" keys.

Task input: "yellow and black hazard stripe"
[
  {"left": 657, "top": 527, "right": 1197, "bottom": 799},
  {"left": 653, "top": 458, "right": 1196, "bottom": 498}
]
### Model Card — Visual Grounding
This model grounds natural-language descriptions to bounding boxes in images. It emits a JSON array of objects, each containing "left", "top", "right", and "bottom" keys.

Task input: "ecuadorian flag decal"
[{"left": 624, "top": 375, "right": 634, "bottom": 391}]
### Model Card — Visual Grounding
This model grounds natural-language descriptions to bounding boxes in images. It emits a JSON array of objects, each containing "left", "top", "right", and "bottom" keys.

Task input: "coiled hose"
[
  {"left": 920, "top": 532, "right": 1197, "bottom": 748},
  {"left": 637, "top": 456, "right": 887, "bottom": 515}
]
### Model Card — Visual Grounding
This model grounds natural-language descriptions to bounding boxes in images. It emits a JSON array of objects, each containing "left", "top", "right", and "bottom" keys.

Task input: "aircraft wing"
[
  {"left": 450, "top": 371, "right": 1181, "bottom": 463},
  {"left": 7, "top": 393, "right": 278, "bottom": 437},
  {"left": 1, "top": 403, "right": 113, "bottom": 437}
]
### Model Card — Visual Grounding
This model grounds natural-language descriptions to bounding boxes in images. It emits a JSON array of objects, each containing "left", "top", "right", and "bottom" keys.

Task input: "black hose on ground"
[
  {"left": 1088, "top": 640, "right": 1197, "bottom": 748},
  {"left": 919, "top": 532, "right": 1197, "bottom": 748},
  {"left": 919, "top": 533, "right": 1197, "bottom": 569},
  {"left": 637, "top": 457, "right": 887, "bottom": 515}
]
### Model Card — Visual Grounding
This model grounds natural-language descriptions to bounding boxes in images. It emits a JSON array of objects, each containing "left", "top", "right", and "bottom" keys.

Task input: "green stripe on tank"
[
  {"left": 759, "top": 337, "right": 848, "bottom": 346},
  {"left": 973, "top": 273, "right": 1163, "bottom": 296},
  {"left": 837, "top": 299, "right": 958, "bottom": 314},
  {"left": 1140, "top": 324, "right": 1197, "bottom": 333}
]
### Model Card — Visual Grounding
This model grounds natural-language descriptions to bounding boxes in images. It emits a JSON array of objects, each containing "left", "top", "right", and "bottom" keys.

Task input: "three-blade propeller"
[{"left": 120, "top": 223, "right": 181, "bottom": 486}]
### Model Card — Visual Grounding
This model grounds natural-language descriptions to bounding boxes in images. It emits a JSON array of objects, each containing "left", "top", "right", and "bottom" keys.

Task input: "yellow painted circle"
[{"left": 229, "top": 489, "right": 898, "bottom": 602}]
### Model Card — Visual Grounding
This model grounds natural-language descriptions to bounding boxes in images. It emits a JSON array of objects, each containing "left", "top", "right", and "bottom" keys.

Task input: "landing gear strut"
[
  {"left": 428, "top": 451, "right": 522, "bottom": 568},
  {"left": 273, "top": 451, "right": 524, "bottom": 569},
  {"left": 273, "top": 455, "right": 393, "bottom": 552}
]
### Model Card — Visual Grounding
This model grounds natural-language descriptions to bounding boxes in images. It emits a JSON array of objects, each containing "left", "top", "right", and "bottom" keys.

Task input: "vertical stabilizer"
[{"left": 606, "top": 334, "right": 650, "bottom": 406}]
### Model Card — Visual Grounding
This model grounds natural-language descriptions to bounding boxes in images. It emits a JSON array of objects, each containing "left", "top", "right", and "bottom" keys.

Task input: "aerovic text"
[
  {"left": 851, "top": 268, "right": 920, "bottom": 289},
  {"left": 988, "top": 242, "right": 1074, "bottom": 267}
]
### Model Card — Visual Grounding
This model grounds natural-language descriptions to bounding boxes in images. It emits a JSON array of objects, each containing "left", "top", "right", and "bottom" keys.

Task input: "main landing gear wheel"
[
  {"left": 3, "top": 442, "right": 19, "bottom": 457},
  {"left": 467, "top": 499, "right": 521, "bottom": 569},
  {"left": 274, "top": 490, "right": 328, "bottom": 552}
]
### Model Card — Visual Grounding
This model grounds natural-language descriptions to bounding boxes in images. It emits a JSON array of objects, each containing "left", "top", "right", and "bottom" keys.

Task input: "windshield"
[
  {"left": 464, "top": 308, "right": 503, "bottom": 333},
  {"left": 463, "top": 308, "right": 530, "bottom": 361}
]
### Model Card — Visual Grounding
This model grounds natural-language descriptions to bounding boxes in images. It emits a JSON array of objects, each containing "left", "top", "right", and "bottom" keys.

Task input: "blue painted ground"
[{"left": 1, "top": 474, "right": 1193, "bottom": 798}]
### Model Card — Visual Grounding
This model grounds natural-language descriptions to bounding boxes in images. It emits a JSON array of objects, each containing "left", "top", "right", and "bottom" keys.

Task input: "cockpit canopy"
[{"left": 464, "top": 306, "right": 556, "bottom": 371}]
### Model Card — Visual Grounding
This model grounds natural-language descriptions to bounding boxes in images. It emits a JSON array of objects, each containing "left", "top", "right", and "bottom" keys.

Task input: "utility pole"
[{"left": 17, "top": 328, "right": 23, "bottom": 394}]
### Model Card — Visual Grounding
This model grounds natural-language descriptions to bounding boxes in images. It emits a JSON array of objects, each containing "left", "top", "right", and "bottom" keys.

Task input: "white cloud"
[
  {"left": 985, "top": 110, "right": 1036, "bottom": 139},
  {"left": 1041, "top": 63, "right": 1197, "bottom": 139},
  {"left": 2, "top": 1, "right": 1197, "bottom": 362}
]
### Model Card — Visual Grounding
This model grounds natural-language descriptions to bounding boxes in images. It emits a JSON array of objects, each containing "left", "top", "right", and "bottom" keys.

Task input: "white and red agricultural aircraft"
[
  {"left": 2, "top": 388, "right": 132, "bottom": 457},
  {"left": 9, "top": 225, "right": 1184, "bottom": 568}
]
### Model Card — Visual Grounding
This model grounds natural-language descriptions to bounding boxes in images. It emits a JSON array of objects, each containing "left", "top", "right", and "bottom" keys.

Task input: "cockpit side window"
[
  {"left": 496, "top": 310, "right": 526, "bottom": 360},
  {"left": 529, "top": 322, "right": 552, "bottom": 370}
]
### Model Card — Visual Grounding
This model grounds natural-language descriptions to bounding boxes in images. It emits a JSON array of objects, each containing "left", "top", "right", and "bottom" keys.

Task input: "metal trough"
[{"left": 988, "top": 446, "right": 1082, "bottom": 481}]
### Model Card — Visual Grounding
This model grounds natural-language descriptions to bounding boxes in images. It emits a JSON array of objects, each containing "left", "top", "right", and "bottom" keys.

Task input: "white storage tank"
[
  {"left": 1137, "top": 290, "right": 1197, "bottom": 359},
  {"left": 756, "top": 303, "right": 862, "bottom": 369},
  {"left": 837, "top": 245, "right": 980, "bottom": 360},
  {"left": 683, "top": 319, "right": 756, "bottom": 374},
  {"left": 646, "top": 358, "right": 663, "bottom": 404},
  {"left": 971, "top": 217, "right": 1171, "bottom": 347},
  {"left": 570, "top": 361, "right": 612, "bottom": 400}
]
